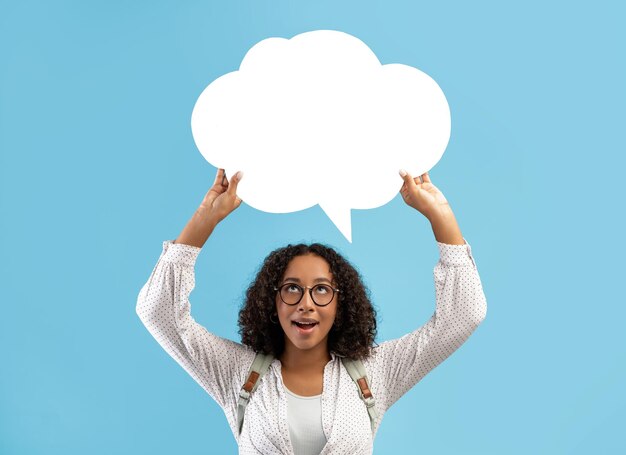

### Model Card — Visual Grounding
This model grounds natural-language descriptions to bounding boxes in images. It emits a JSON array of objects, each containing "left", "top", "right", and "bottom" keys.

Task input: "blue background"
[{"left": 1, "top": 0, "right": 624, "bottom": 453}]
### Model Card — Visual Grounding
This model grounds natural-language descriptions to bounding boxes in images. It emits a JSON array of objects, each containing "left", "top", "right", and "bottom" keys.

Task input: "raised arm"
[
  {"left": 366, "top": 235, "right": 487, "bottom": 414},
  {"left": 135, "top": 169, "right": 254, "bottom": 435},
  {"left": 365, "top": 170, "right": 487, "bottom": 417}
]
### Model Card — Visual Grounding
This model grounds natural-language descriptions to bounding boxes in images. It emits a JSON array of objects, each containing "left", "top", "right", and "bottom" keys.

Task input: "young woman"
[{"left": 136, "top": 168, "right": 487, "bottom": 454}]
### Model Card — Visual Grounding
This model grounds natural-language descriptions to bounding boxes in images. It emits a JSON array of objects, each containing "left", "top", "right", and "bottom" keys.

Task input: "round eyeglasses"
[{"left": 273, "top": 283, "right": 340, "bottom": 307}]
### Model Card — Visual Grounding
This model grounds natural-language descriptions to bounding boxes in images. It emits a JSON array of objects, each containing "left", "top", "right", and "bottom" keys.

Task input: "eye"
[
  {"left": 285, "top": 284, "right": 301, "bottom": 293},
  {"left": 313, "top": 284, "right": 332, "bottom": 295}
]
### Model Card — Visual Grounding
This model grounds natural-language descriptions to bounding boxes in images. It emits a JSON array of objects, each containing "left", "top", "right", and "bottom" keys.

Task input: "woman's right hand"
[{"left": 199, "top": 168, "right": 244, "bottom": 224}]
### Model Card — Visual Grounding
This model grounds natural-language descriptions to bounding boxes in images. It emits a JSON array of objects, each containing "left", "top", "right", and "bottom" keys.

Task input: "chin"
[
  {"left": 285, "top": 335, "right": 329, "bottom": 352},
  {"left": 291, "top": 340, "right": 319, "bottom": 351}
]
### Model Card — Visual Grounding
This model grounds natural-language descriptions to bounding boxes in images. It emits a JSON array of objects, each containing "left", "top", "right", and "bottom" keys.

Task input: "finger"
[
  {"left": 227, "top": 170, "right": 243, "bottom": 196},
  {"left": 421, "top": 172, "right": 431, "bottom": 184},
  {"left": 212, "top": 168, "right": 226, "bottom": 187},
  {"left": 398, "top": 169, "right": 417, "bottom": 189}
]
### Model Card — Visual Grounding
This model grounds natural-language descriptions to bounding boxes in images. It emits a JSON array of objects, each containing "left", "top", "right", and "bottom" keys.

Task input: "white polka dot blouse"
[{"left": 136, "top": 238, "right": 487, "bottom": 454}]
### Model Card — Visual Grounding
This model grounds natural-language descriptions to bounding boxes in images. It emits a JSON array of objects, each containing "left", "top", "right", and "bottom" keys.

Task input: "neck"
[{"left": 280, "top": 342, "right": 332, "bottom": 373}]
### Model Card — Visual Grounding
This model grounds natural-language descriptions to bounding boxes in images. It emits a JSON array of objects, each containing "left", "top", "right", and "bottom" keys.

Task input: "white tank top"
[{"left": 285, "top": 387, "right": 327, "bottom": 455}]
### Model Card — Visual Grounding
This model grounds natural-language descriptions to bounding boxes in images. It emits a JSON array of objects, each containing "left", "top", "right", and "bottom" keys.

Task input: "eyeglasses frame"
[{"left": 273, "top": 282, "right": 341, "bottom": 307}]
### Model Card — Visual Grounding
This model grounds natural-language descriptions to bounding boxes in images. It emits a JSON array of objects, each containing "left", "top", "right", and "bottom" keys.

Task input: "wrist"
[
  {"left": 427, "top": 204, "right": 454, "bottom": 224},
  {"left": 196, "top": 205, "right": 221, "bottom": 228},
  {"left": 429, "top": 207, "right": 464, "bottom": 245},
  {"left": 174, "top": 207, "right": 219, "bottom": 248}
]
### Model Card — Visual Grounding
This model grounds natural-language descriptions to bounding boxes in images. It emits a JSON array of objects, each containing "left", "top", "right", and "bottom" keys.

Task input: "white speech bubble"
[{"left": 191, "top": 30, "right": 450, "bottom": 242}]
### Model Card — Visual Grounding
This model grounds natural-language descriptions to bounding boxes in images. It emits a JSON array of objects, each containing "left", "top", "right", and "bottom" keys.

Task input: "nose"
[{"left": 297, "top": 290, "right": 315, "bottom": 311}]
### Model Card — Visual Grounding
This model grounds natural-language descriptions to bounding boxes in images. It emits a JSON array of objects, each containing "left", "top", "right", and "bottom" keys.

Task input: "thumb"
[
  {"left": 399, "top": 169, "right": 417, "bottom": 189},
  {"left": 227, "top": 170, "right": 243, "bottom": 197}
]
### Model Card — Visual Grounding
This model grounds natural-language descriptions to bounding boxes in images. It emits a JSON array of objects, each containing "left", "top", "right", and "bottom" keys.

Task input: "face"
[{"left": 276, "top": 253, "right": 338, "bottom": 354}]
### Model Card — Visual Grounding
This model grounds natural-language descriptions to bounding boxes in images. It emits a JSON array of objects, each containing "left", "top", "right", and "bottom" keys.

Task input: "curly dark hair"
[{"left": 238, "top": 243, "right": 377, "bottom": 360}]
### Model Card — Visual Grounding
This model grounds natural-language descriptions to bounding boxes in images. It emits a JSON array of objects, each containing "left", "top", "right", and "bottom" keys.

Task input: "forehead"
[{"left": 282, "top": 254, "right": 333, "bottom": 279}]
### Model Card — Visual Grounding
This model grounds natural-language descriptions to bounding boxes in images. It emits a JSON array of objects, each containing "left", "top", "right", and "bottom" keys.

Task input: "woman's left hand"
[{"left": 398, "top": 169, "right": 451, "bottom": 221}]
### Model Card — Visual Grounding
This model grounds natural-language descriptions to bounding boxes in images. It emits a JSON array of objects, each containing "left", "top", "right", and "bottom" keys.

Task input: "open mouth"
[{"left": 292, "top": 321, "right": 318, "bottom": 332}]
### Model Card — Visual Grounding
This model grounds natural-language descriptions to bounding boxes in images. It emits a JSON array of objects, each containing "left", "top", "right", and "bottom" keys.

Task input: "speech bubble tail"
[{"left": 320, "top": 204, "right": 352, "bottom": 243}]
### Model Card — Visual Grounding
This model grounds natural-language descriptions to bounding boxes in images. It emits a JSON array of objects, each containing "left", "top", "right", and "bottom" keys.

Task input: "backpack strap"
[
  {"left": 237, "top": 354, "right": 377, "bottom": 435},
  {"left": 237, "top": 352, "right": 274, "bottom": 436},
  {"left": 341, "top": 357, "right": 378, "bottom": 431}
]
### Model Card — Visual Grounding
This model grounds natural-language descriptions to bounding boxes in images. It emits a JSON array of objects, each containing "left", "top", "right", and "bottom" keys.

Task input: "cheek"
[
  {"left": 324, "top": 307, "right": 338, "bottom": 327},
  {"left": 329, "top": 307, "right": 339, "bottom": 326}
]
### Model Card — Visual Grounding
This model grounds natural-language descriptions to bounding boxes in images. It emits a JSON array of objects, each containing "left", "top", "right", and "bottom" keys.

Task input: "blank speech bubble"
[{"left": 191, "top": 30, "right": 450, "bottom": 242}]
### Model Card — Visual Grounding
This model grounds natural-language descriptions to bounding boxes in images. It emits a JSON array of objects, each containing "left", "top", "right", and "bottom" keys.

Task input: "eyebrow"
[{"left": 282, "top": 277, "right": 333, "bottom": 284}]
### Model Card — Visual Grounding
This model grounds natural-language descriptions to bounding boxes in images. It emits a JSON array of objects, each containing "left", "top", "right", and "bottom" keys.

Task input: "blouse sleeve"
[
  {"left": 135, "top": 240, "right": 255, "bottom": 432},
  {"left": 365, "top": 238, "right": 487, "bottom": 414}
]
